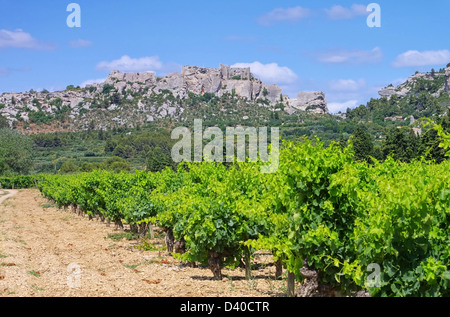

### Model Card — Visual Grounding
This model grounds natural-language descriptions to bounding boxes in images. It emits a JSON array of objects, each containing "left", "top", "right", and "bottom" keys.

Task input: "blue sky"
[{"left": 1, "top": 0, "right": 449, "bottom": 113}]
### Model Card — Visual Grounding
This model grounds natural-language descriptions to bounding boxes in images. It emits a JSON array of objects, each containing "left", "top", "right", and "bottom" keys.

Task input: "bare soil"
[
  {"left": 0, "top": 189, "right": 289, "bottom": 297},
  {"left": 0, "top": 190, "right": 18, "bottom": 205}
]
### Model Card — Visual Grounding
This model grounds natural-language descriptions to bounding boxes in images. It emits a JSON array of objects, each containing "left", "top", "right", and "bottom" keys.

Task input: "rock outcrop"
[
  {"left": 286, "top": 92, "right": 328, "bottom": 114},
  {"left": 98, "top": 64, "right": 326, "bottom": 109},
  {"left": 0, "top": 64, "right": 328, "bottom": 130},
  {"left": 446, "top": 67, "right": 450, "bottom": 93},
  {"left": 378, "top": 85, "right": 399, "bottom": 99},
  {"left": 379, "top": 67, "right": 450, "bottom": 99},
  {"left": 92, "top": 64, "right": 326, "bottom": 112}
]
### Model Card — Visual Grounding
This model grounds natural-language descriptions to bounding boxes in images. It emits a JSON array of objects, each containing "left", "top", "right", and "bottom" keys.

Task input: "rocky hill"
[
  {"left": 378, "top": 66, "right": 450, "bottom": 99},
  {"left": 342, "top": 65, "right": 450, "bottom": 141},
  {"left": 0, "top": 64, "right": 328, "bottom": 132}
]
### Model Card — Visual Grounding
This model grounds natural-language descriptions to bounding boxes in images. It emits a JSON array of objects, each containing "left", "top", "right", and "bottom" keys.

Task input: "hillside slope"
[{"left": 0, "top": 64, "right": 328, "bottom": 133}]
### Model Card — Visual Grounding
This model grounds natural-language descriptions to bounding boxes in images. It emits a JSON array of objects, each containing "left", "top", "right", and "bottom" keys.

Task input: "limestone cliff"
[
  {"left": 378, "top": 67, "right": 450, "bottom": 99},
  {"left": 96, "top": 64, "right": 327, "bottom": 112},
  {"left": 0, "top": 64, "right": 328, "bottom": 131},
  {"left": 446, "top": 67, "right": 450, "bottom": 93}
]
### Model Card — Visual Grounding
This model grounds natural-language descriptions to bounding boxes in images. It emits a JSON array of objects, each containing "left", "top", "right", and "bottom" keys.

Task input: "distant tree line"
[
  {"left": 350, "top": 112, "right": 450, "bottom": 164},
  {"left": 104, "top": 129, "right": 176, "bottom": 172},
  {"left": 58, "top": 156, "right": 131, "bottom": 174},
  {"left": 0, "top": 129, "right": 34, "bottom": 175}
]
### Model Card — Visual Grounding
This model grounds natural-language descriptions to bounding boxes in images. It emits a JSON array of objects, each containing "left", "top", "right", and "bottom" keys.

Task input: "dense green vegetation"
[
  {"left": 28, "top": 127, "right": 172, "bottom": 174},
  {"left": 0, "top": 175, "right": 40, "bottom": 189},
  {"left": 5, "top": 108, "right": 443, "bottom": 175},
  {"left": 0, "top": 129, "right": 34, "bottom": 176},
  {"left": 2, "top": 68, "right": 450, "bottom": 297},
  {"left": 2, "top": 67, "right": 449, "bottom": 176},
  {"left": 36, "top": 125, "right": 450, "bottom": 297}
]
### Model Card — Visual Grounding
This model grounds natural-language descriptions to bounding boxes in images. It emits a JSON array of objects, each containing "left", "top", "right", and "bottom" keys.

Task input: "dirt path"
[
  {"left": 0, "top": 189, "right": 286, "bottom": 297},
  {"left": 0, "top": 190, "right": 18, "bottom": 206}
]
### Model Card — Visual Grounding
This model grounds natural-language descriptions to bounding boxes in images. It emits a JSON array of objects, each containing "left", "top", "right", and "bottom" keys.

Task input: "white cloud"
[
  {"left": 80, "top": 78, "right": 107, "bottom": 88},
  {"left": 258, "top": 4, "right": 370, "bottom": 26},
  {"left": 230, "top": 61, "right": 298, "bottom": 85},
  {"left": 327, "top": 100, "right": 360, "bottom": 114},
  {"left": 325, "top": 4, "right": 368, "bottom": 20},
  {"left": 69, "top": 39, "right": 92, "bottom": 48},
  {"left": 325, "top": 78, "right": 383, "bottom": 113},
  {"left": 315, "top": 47, "right": 382, "bottom": 64},
  {"left": 96, "top": 55, "right": 164, "bottom": 73},
  {"left": 329, "top": 79, "right": 367, "bottom": 92},
  {"left": 392, "top": 50, "right": 450, "bottom": 68},
  {"left": 0, "top": 29, "right": 55, "bottom": 50},
  {"left": 258, "top": 6, "right": 312, "bottom": 26}
]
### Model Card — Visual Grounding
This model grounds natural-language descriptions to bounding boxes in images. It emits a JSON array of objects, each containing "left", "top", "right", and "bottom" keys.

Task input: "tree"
[
  {"left": 338, "top": 133, "right": 347, "bottom": 149},
  {"left": 112, "top": 144, "right": 135, "bottom": 159},
  {"left": 58, "top": 159, "right": 79, "bottom": 174},
  {"left": 422, "top": 112, "right": 450, "bottom": 163},
  {"left": 372, "top": 145, "right": 384, "bottom": 161},
  {"left": 97, "top": 129, "right": 106, "bottom": 141},
  {"left": 104, "top": 138, "right": 118, "bottom": 153},
  {"left": 382, "top": 127, "right": 424, "bottom": 162},
  {"left": 351, "top": 125, "right": 374, "bottom": 163},
  {"left": 80, "top": 162, "right": 104, "bottom": 172},
  {"left": 0, "top": 129, "right": 34, "bottom": 175},
  {"left": 350, "top": 105, "right": 369, "bottom": 120},
  {"left": 146, "top": 146, "right": 173, "bottom": 172},
  {"left": 111, "top": 92, "right": 122, "bottom": 105},
  {"left": 102, "top": 84, "right": 115, "bottom": 94},
  {"left": 0, "top": 115, "right": 8, "bottom": 129},
  {"left": 103, "top": 156, "right": 130, "bottom": 172},
  {"left": 109, "top": 161, "right": 131, "bottom": 173}
]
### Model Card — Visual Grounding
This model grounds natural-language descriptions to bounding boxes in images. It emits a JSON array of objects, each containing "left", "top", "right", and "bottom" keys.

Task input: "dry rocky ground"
[{"left": 0, "top": 189, "right": 290, "bottom": 297}]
